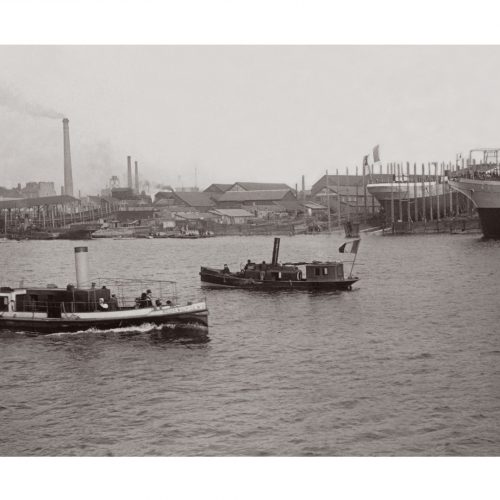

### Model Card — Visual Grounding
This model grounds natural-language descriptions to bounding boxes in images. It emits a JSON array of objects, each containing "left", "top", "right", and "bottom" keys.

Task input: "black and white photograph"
[{"left": 0, "top": 2, "right": 498, "bottom": 499}]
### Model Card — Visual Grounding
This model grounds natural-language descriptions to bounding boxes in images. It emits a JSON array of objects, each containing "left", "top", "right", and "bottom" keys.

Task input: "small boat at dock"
[
  {"left": 0, "top": 247, "right": 208, "bottom": 334},
  {"left": 200, "top": 237, "right": 360, "bottom": 290}
]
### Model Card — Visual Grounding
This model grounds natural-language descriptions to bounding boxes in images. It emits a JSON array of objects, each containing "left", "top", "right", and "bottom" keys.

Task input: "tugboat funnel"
[
  {"left": 272, "top": 237, "right": 280, "bottom": 265},
  {"left": 74, "top": 246, "right": 89, "bottom": 288}
]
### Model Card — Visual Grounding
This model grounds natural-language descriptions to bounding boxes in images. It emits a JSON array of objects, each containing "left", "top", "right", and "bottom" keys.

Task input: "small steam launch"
[{"left": 0, "top": 247, "right": 209, "bottom": 334}]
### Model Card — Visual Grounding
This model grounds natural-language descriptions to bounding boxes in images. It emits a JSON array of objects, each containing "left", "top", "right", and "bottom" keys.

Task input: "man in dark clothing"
[{"left": 109, "top": 294, "right": 119, "bottom": 311}]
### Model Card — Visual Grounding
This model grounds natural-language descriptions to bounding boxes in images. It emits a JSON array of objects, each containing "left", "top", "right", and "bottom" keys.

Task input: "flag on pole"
[
  {"left": 363, "top": 155, "right": 369, "bottom": 167},
  {"left": 338, "top": 239, "right": 360, "bottom": 254},
  {"left": 373, "top": 145, "right": 380, "bottom": 163}
]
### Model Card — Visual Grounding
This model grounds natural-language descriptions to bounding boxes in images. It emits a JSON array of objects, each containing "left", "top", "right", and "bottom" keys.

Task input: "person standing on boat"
[
  {"left": 139, "top": 292, "right": 148, "bottom": 308},
  {"left": 109, "top": 294, "right": 119, "bottom": 311},
  {"left": 223, "top": 264, "right": 230, "bottom": 274},
  {"left": 98, "top": 298, "right": 109, "bottom": 311},
  {"left": 260, "top": 261, "right": 267, "bottom": 280},
  {"left": 146, "top": 289, "right": 153, "bottom": 307}
]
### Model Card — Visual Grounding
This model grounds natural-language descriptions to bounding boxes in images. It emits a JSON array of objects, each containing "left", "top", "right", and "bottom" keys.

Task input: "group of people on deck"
[
  {"left": 136, "top": 289, "right": 171, "bottom": 309},
  {"left": 97, "top": 293, "right": 118, "bottom": 312},
  {"left": 97, "top": 288, "right": 173, "bottom": 312}
]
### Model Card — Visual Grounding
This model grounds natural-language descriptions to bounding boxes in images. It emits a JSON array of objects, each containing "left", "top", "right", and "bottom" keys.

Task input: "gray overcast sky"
[{"left": 1, "top": 45, "right": 499, "bottom": 195}]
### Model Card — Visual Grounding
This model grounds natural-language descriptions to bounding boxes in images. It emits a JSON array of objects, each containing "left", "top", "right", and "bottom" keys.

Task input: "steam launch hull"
[
  {"left": 0, "top": 305, "right": 209, "bottom": 335},
  {"left": 449, "top": 178, "right": 500, "bottom": 239},
  {"left": 367, "top": 182, "right": 451, "bottom": 221}
]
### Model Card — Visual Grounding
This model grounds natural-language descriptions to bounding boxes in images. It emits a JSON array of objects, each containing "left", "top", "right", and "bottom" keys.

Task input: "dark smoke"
[{"left": 0, "top": 85, "right": 64, "bottom": 119}]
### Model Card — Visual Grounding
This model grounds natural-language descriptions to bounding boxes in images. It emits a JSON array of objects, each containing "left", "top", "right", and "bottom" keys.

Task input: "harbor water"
[{"left": 0, "top": 233, "right": 499, "bottom": 456}]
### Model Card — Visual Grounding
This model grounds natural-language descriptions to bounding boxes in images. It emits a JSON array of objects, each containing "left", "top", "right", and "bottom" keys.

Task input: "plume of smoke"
[{"left": 0, "top": 85, "right": 64, "bottom": 119}]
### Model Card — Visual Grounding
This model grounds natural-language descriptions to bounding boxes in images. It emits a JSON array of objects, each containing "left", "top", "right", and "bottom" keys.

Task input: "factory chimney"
[
  {"left": 62, "top": 118, "right": 74, "bottom": 197},
  {"left": 134, "top": 161, "right": 139, "bottom": 194},
  {"left": 302, "top": 175, "right": 306, "bottom": 203},
  {"left": 127, "top": 156, "right": 132, "bottom": 189}
]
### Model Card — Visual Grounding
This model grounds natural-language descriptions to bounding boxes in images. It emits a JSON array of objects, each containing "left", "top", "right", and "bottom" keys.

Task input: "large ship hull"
[
  {"left": 449, "top": 178, "right": 500, "bottom": 238},
  {"left": 367, "top": 181, "right": 451, "bottom": 221}
]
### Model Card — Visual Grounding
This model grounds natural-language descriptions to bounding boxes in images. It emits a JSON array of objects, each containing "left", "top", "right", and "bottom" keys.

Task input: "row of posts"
[
  {"left": 1, "top": 203, "right": 115, "bottom": 233},
  {"left": 322, "top": 160, "right": 470, "bottom": 229}
]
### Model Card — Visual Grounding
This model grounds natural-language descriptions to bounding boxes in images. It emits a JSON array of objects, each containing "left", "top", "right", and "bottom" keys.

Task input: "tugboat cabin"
[{"left": 305, "top": 261, "right": 345, "bottom": 281}]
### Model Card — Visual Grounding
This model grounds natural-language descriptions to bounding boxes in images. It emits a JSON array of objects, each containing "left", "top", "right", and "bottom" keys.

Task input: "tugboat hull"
[{"left": 200, "top": 267, "right": 357, "bottom": 290}]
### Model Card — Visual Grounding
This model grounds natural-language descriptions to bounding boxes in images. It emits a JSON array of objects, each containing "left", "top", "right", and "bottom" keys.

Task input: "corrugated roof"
[
  {"left": 203, "top": 183, "right": 233, "bottom": 193},
  {"left": 211, "top": 208, "right": 254, "bottom": 217},
  {"left": 0, "top": 187, "right": 22, "bottom": 199},
  {"left": 174, "top": 211, "right": 218, "bottom": 220},
  {"left": 302, "top": 201, "right": 327, "bottom": 210},
  {"left": 311, "top": 174, "right": 395, "bottom": 195},
  {"left": 231, "top": 182, "right": 292, "bottom": 191},
  {"left": 0, "top": 195, "right": 79, "bottom": 210},
  {"left": 217, "top": 189, "right": 293, "bottom": 202},
  {"left": 173, "top": 192, "right": 215, "bottom": 207}
]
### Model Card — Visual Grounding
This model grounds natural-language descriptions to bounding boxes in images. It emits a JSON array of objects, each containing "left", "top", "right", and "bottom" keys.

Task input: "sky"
[{"left": 1, "top": 45, "right": 500, "bottom": 195}]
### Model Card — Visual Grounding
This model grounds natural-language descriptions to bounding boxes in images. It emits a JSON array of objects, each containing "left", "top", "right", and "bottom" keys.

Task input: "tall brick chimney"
[
  {"left": 62, "top": 118, "right": 74, "bottom": 197},
  {"left": 134, "top": 161, "right": 139, "bottom": 193},
  {"left": 127, "top": 156, "right": 132, "bottom": 189}
]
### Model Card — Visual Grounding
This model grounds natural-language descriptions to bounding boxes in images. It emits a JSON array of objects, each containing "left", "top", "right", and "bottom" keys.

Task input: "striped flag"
[
  {"left": 338, "top": 239, "right": 360, "bottom": 254},
  {"left": 373, "top": 145, "right": 380, "bottom": 163}
]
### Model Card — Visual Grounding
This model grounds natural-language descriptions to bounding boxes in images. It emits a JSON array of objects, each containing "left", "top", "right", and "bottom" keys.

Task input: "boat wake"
[{"left": 1, "top": 322, "right": 209, "bottom": 344}]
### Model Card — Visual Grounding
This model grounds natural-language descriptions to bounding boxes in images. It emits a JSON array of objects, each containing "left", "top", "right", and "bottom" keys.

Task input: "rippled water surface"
[{"left": 1, "top": 233, "right": 499, "bottom": 456}]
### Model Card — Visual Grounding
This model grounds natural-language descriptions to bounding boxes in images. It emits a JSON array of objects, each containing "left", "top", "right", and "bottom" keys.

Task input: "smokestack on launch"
[
  {"left": 74, "top": 246, "right": 89, "bottom": 288},
  {"left": 134, "top": 161, "right": 139, "bottom": 194},
  {"left": 127, "top": 156, "right": 132, "bottom": 189},
  {"left": 62, "top": 118, "right": 74, "bottom": 197}
]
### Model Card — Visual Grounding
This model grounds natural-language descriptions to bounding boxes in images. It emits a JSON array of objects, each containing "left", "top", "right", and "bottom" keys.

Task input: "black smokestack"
[
  {"left": 271, "top": 237, "right": 280, "bottom": 266},
  {"left": 63, "top": 118, "right": 74, "bottom": 197},
  {"left": 127, "top": 156, "right": 132, "bottom": 189},
  {"left": 134, "top": 161, "right": 139, "bottom": 194}
]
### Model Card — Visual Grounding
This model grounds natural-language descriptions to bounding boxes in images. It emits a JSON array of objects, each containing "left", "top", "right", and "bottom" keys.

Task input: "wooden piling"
[
  {"left": 336, "top": 169, "right": 341, "bottom": 227},
  {"left": 421, "top": 164, "right": 426, "bottom": 221},
  {"left": 355, "top": 165, "right": 359, "bottom": 219},
  {"left": 413, "top": 163, "right": 418, "bottom": 221},
  {"left": 435, "top": 163, "right": 440, "bottom": 221},
  {"left": 325, "top": 170, "right": 331, "bottom": 232},
  {"left": 406, "top": 162, "right": 411, "bottom": 222},
  {"left": 346, "top": 167, "right": 350, "bottom": 221},
  {"left": 390, "top": 170, "right": 395, "bottom": 224}
]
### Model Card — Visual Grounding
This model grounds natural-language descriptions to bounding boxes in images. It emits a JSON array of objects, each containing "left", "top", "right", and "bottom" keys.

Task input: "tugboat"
[
  {"left": 0, "top": 247, "right": 208, "bottom": 334},
  {"left": 200, "top": 237, "right": 360, "bottom": 290}
]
